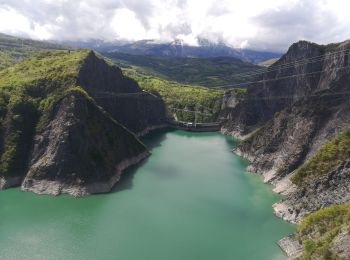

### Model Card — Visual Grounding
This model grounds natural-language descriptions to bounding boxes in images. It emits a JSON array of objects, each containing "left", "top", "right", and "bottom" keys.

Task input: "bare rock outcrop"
[
  {"left": 223, "top": 39, "right": 350, "bottom": 257},
  {"left": 225, "top": 40, "right": 350, "bottom": 214},
  {"left": 274, "top": 160, "right": 350, "bottom": 223},
  {"left": 21, "top": 91, "right": 149, "bottom": 196}
]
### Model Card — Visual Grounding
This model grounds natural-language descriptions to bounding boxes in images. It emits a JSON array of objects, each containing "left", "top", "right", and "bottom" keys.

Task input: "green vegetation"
[
  {"left": 0, "top": 50, "right": 90, "bottom": 90},
  {"left": 231, "top": 87, "right": 247, "bottom": 99},
  {"left": 0, "top": 33, "right": 70, "bottom": 70},
  {"left": 104, "top": 52, "right": 260, "bottom": 87},
  {"left": 123, "top": 68, "right": 224, "bottom": 123},
  {"left": 0, "top": 48, "right": 224, "bottom": 177},
  {"left": 103, "top": 51, "right": 254, "bottom": 123},
  {"left": 0, "top": 50, "right": 90, "bottom": 177},
  {"left": 291, "top": 131, "right": 350, "bottom": 186},
  {"left": 0, "top": 94, "right": 38, "bottom": 176},
  {"left": 0, "top": 51, "right": 14, "bottom": 70},
  {"left": 297, "top": 202, "right": 350, "bottom": 259}
]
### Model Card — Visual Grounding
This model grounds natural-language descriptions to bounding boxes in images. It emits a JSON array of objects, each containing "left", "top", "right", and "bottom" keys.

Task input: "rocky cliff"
[
  {"left": 223, "top": 40, "right": 350, "bottom": 258},
  {"left": 78, "top": 51, "right": 167, "bottom": 134},
  {"left": 224, "top": 39, "right": 350, "bottom": 201},
  {"left": 21, "top": 89, "right": 149, "bottom": 196},
  {"left": 0, "top": 50, "right": 166, "bottom": 195},
  {"left": 223, "top": 40, "right": 349, "bottom": 137}
]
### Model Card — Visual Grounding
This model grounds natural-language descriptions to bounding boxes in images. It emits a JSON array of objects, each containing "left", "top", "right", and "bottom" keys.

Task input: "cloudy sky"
[{"left": 0, "top": 0, "right": 349, "bottom": 51}]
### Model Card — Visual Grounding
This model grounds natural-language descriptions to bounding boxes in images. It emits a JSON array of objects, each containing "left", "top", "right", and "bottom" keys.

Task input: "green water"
[{"left": 0, "top": 130, "right": 294, "bottom": 260}]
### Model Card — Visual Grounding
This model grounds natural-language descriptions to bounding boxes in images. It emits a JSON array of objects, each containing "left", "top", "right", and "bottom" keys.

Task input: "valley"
[
  {"left": 0, "top": 32, "right": 350, "bottom": 259},
  {"left": 104, "top": 51, "right": 260, "bottom": 86}
]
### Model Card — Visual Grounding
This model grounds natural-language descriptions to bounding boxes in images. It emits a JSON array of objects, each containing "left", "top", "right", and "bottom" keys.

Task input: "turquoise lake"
[{"left": 0, "top": 130, "right": 294, "bottom": 260}]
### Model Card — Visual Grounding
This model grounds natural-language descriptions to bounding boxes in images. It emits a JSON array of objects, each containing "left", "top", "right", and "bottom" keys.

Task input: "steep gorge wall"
[
  {"left": 223, "top": 40, "right": 350, "bottom": 222},
  {"left": 222, "top": 41, "right": 326, "bottom": 137}
]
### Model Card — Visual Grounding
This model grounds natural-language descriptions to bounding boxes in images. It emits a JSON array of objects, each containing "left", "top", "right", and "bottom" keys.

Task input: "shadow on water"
[
  {"left": 224, "top": 134, "right": 239, "bottom": 148},
  {"left": 141, "top": 127, "right": 174, "bottom": 150},
  {"left": 111, "top": 158, "right": 149, "bottom": 193},
  {"left": 111, "top": 128, "right": 173, "bottom": 193}
]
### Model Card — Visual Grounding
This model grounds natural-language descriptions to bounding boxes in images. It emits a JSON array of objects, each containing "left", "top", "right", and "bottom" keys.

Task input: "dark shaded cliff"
[
  {"left": 78, "top": 52, "right": 167, "bottom": 134},
  {"left": 22, "top": 89, "right": 149, "bottom": 196}
]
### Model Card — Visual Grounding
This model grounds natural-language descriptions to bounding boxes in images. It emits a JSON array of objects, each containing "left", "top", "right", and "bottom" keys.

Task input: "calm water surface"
[{"left": 0, "top": 130, "right": 294, "bottom": 260}]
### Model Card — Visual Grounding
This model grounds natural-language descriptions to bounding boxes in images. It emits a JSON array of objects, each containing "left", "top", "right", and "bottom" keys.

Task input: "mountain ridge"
[
  {"left": 0, "top": 49, "right": 166, "bottom": 196},
  {"left": 64, "top": 38, "right": 282, "bottom": 64}
]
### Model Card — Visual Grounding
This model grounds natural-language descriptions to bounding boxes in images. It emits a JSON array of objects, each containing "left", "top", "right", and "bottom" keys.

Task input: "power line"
[
  {"left": 190, "top": 48, "right": 350, "bottom": 87},
  {"left": 232, "top": 90, "right": 350, "bottom": 101},
  {"left": 212, "top": 65, "right": 350, "bottom": 89},
  {"left": 77, "top": 88, "right": 350, "bottom": 104},
  {"left": 73, "top": 55, "right": 350, "bottom": 106},
  {"left": 81, "top": 65, "right": 350, "bottom": 102},
  {"left": 230, "top": 48, "right": 350, "bottom": 79}
]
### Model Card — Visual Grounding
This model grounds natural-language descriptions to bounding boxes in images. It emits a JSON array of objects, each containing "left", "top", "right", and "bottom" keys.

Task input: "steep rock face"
[
  {"left": 274, "top": 159, "right": 350, "bottom": 223},
  {"left": 78, "top": 52, "right": 140, "bottom": 93},
  {"left": 77, "top": 52, "right": 167, "bottom": 134},
  {"left": 277, "top": 235, "right": 303, "bottom": 260},
  {"left": 331, "top": 230, "right": 350, "bottom": 259},
  {"left": 223, "top": 41, "right": 325, "bottom": 137},
  {"left": 233, "top": 41, "right": 350, "bottom": 171},
  {"left": 21, "top": 91, "right": 149, "bottom": 196},
  {"left": 224, "top": 40, "right": 350, "bottom": 222},
  {"left": 237, "top": 94, "right": 350, "bottom": 183}
]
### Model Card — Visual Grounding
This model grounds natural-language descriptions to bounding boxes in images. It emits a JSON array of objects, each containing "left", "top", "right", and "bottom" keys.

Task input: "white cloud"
[
  {"left": 111, "top": 8, "right": 147, "bottom": 40},
  {"left": 0, "top": 0, "right": 349, "bottom": 51},
  {"left": 0, "top": 7, "right": 53, "bottom": 39}
]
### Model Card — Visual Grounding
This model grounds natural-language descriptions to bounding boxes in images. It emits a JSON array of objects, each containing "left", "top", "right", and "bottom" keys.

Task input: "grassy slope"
[
  {"left": 297, "top": 202, "right": 350, "bottom": 259},
  {"left": 0, "top": 51, "right": 14, "bottom": 70},
  {"left": 0, "top": 33, "right": 70, "bottom": 70},
  {"left": 291, "top": 131, "right": 350, "bottom": 186},
  {"left": 104, "top": 52, "right": 260, "bottom": 87},
  {"left": 123, "top": 68, "right": 224, "bottom": 123},
  {"left": 102, "top": 51, "right": 255, "bottom": 122},
  {"left": 0, "top": 50, "right": 89, "bottom": 90},
  {"left": 0, "top": 50, "right": 90, "bottom": 177}
]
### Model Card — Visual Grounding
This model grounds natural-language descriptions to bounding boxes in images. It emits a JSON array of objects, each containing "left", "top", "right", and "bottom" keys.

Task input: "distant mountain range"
[
  {"left": 0, "top": 33, "right": 265, "bottom": 87},
  {"left": 64, "top": 38, "right": 282, "bottom": 64}
]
